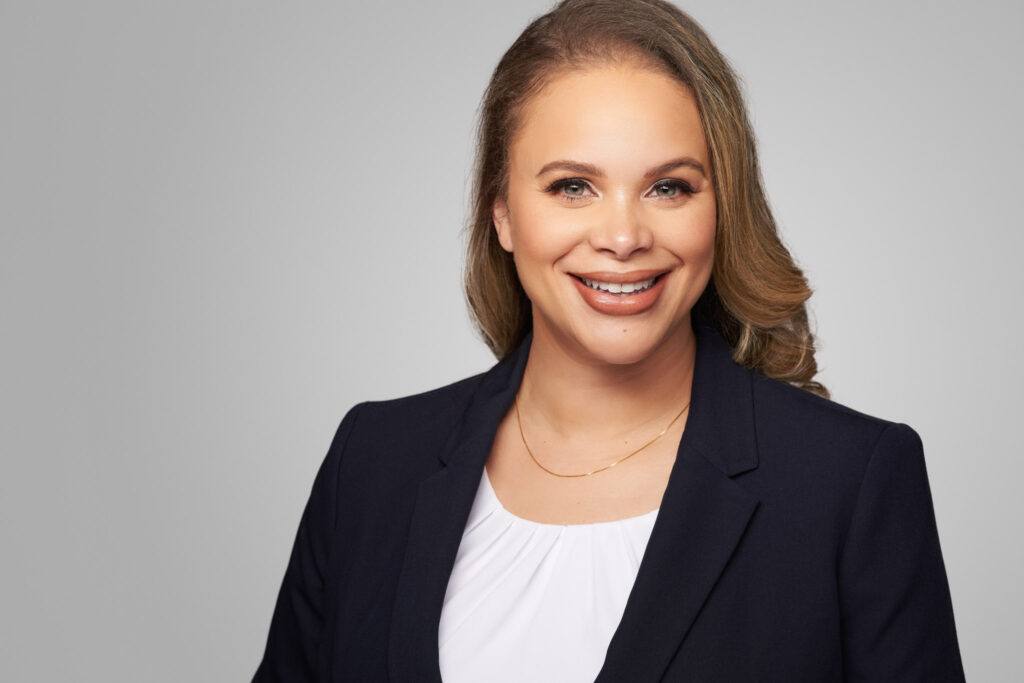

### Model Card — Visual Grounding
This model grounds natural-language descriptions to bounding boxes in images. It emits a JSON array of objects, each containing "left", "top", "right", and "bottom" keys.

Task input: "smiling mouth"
[{"left": 576, "top": 275, "right": 660, "bottom": 296}]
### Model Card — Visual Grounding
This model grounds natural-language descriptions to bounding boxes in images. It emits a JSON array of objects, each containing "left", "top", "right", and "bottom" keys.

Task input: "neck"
[{"left": 518, "top": 315, "right": 697, "bottom": 442}]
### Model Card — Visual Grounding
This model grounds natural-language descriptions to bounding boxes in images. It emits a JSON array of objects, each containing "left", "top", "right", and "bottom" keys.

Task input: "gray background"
[{"left": 2, "top": 1, "right": 1020, "bottom": 680}]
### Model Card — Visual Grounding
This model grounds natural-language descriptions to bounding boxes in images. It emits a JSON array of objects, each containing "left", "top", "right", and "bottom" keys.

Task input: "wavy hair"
[{"left": 464, "top": 0, "right": 827, "bottom": 397}]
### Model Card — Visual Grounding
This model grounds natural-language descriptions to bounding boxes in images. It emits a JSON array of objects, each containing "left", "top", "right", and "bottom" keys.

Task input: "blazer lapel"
[
  {"left": 388, "top": 333, "right": 531, "bottom": 683},
  {"left": 596, "top": 318, "right": 762, "bottom": 682}
]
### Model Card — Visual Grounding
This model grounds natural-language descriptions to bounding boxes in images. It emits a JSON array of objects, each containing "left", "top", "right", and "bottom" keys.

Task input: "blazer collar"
[{"left": 388, "top": 314, "right": 762, "bottom": 682}]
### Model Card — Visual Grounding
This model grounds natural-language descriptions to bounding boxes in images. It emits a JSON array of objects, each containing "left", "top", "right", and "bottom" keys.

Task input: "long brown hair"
[{"left": 464, "top": 0, "right": 828, "bottom": 397}]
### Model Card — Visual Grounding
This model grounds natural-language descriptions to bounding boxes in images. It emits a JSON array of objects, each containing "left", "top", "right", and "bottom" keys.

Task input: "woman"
[{"left": 254, "top": 0, "right": 965, "bottom": 680}]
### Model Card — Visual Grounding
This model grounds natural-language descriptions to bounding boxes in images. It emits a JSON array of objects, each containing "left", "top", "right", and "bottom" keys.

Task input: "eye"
[
  {"left": 545, "top": 177, "right": 595, "bottom": 203},
  {"left": 648, "top": 179, "right": 695, "bottom": 199}
]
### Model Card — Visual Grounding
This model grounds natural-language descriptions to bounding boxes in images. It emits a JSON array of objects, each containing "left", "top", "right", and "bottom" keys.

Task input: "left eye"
[
  {"left": 649, "top": 180, "right": 692, "bottom": 198},
  {"left": 561, "top": 180, "right": 589, "bottom": 196}
]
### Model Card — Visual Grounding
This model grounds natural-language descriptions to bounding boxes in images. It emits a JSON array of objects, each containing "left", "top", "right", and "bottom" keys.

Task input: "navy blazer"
[{"left": 253, "top": 317, "right": 965, "bottom": 682}]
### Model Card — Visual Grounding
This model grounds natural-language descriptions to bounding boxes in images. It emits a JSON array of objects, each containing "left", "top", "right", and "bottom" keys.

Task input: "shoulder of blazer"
[
  {"left": 330, "top": 334, "right": 532, "bottom": 480},
  {"left": 359, "top": 370, "right": 487, "bottom": 432},
  {"left": 331, "top": 370, "right": 488, "bottom": 473},
  {"left": 747, "top": 367, "right": 914, "bottom": 464},
  {"left": 743, "top": 365, "right": 932, "bottom": 548},
  {"left": 753, "top": 368, "right": 895, "bottom": 432}
]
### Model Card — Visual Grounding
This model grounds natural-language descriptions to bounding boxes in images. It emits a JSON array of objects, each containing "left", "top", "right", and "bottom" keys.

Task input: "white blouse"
[{"left": 438, "top": 469, "right": 659, "bottom": 683}]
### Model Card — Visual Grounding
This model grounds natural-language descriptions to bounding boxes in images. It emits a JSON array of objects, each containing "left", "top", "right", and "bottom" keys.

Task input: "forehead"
[{"left": 509, "top": 65, "right": 708, "bottom": 171}]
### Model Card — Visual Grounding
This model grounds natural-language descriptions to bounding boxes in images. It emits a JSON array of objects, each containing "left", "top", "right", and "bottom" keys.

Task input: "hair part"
[{"left": 464, "top": 0, "right": 828, "bottom": 398}]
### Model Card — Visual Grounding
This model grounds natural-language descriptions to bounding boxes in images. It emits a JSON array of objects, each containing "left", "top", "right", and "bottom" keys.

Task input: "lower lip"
[{"left": 570, "top": 275, "right": 667, "bottom": 316}]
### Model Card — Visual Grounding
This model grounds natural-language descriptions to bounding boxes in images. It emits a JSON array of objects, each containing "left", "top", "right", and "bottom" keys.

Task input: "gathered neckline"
[{"left": 481, "top": 468, "right": 660, "bottom": 529}]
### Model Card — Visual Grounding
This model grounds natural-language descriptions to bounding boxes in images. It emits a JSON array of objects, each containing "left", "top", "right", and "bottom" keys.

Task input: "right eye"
[{"left": 545, "top": 178, "right": 595, "bottom": 202}]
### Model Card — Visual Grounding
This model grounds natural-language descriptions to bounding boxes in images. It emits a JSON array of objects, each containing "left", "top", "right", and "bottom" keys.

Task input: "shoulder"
[
  {"left": 740, "top": 370, "right": 934, "bottom": 560},
  {"left": 746, "top": 369, "right": 924, "bottom": 489},
  {"left": 751, "top": 369, "right": 911, "bottom": 443},
  {"left": 323, "top": 370, "right": 489, "bottom": 474},
  {"left": 350, "top": 371, "right": 486, "bottom": 434}
]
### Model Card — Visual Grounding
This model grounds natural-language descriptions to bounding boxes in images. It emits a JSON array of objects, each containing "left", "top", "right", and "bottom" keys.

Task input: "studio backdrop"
[{"left": 1, "top": 1, "right": 1021, "bottom": 681}]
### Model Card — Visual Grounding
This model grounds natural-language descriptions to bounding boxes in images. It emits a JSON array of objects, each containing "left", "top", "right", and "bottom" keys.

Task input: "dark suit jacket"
[{"left": 253, "top": 317, "right": 965, "bottom": 682}]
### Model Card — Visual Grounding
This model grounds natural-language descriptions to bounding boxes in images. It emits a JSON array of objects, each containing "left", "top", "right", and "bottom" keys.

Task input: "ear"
[{"left": 492, "top": 196, "right": 514, "bottom": 253}]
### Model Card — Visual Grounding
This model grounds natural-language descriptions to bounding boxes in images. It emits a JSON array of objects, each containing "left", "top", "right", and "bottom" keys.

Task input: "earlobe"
[{"left": 492, "top": 197, "right": 514, "bottom": 253}]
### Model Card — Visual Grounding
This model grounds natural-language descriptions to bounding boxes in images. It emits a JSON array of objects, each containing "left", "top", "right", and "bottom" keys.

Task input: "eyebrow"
[{"left": 536, "top": 156, "right": 707, "bottom": 179}]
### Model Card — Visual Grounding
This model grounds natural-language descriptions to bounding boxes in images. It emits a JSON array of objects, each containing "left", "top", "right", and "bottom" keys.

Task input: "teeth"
[{"left": 581, "top": 277, "right": 656, "bottom": 294}]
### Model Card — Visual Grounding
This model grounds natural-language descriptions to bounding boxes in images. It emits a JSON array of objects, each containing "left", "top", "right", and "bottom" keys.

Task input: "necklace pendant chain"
[{"left": 514, "top": 394, "right": 691, "bottom": 478}]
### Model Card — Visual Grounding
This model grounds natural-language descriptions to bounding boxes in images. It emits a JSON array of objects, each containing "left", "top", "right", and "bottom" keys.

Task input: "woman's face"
[{"left": 493, "top": 63, "right": 716, "bottom": 366}]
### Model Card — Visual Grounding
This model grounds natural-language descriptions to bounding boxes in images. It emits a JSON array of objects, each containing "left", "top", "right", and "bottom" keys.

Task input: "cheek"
[
  {"left": 507, "top": 211, "right": 555, "bottom": 293},
  {"left": 509, "top": 202, "right": 580, "bottom": 263},
  {"left": 689, "top": 219, "right": 717, "bottom": 265},
  {"left": 663, "top": 205, "right": 717, "bottom": 266}
]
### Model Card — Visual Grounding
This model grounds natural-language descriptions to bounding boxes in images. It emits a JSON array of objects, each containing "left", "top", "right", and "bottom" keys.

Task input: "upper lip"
[{"left": 571, "top": 269, "right": 667, "bottom": 283}]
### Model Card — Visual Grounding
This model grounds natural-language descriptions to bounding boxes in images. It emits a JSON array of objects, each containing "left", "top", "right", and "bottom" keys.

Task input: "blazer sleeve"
[
  {"left": 252, "top": 403, "right": 364, "bottom": 683},
  {"left": 837, "top": 422, "right": 966, "bottom": 681}
]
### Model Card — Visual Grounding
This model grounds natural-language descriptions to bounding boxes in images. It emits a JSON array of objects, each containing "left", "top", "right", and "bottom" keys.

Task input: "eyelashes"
[
  {"left": 647, "top": 179, "right": 696, "bottom": 199},
  {"left": 543, "top": 177, "right": 696, "bottom": 203},
  {"left": 545, "top": 178, "right": 593, "bottom": 201}
]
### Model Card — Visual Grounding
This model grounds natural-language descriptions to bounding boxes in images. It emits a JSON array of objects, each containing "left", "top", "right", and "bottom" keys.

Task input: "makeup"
[{"left": 570, "top": 270, "right": 668, "bottom": 316}]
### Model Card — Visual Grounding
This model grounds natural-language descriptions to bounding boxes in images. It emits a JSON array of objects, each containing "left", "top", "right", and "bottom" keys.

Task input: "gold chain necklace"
[{"left": 513, "top": 393, "right": 691, "bottom": 478}]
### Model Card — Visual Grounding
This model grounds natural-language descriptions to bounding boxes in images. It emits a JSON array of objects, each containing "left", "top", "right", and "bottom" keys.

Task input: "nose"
[{"left": 586, "top": 192, "right": 653, "bottom": 260}]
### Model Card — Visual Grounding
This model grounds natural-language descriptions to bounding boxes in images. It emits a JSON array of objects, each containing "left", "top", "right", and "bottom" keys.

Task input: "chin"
[
  {"left": 531, "top": 303, "right": 695, "bottom": 367},
  {"left": 572, "top": 325, "right": 680, "bottom": 367}
]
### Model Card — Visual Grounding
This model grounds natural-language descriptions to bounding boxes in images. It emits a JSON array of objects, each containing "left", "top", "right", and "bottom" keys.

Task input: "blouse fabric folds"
[{"left": 438, "top": 469, "right": 658, "bottom": 683}]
